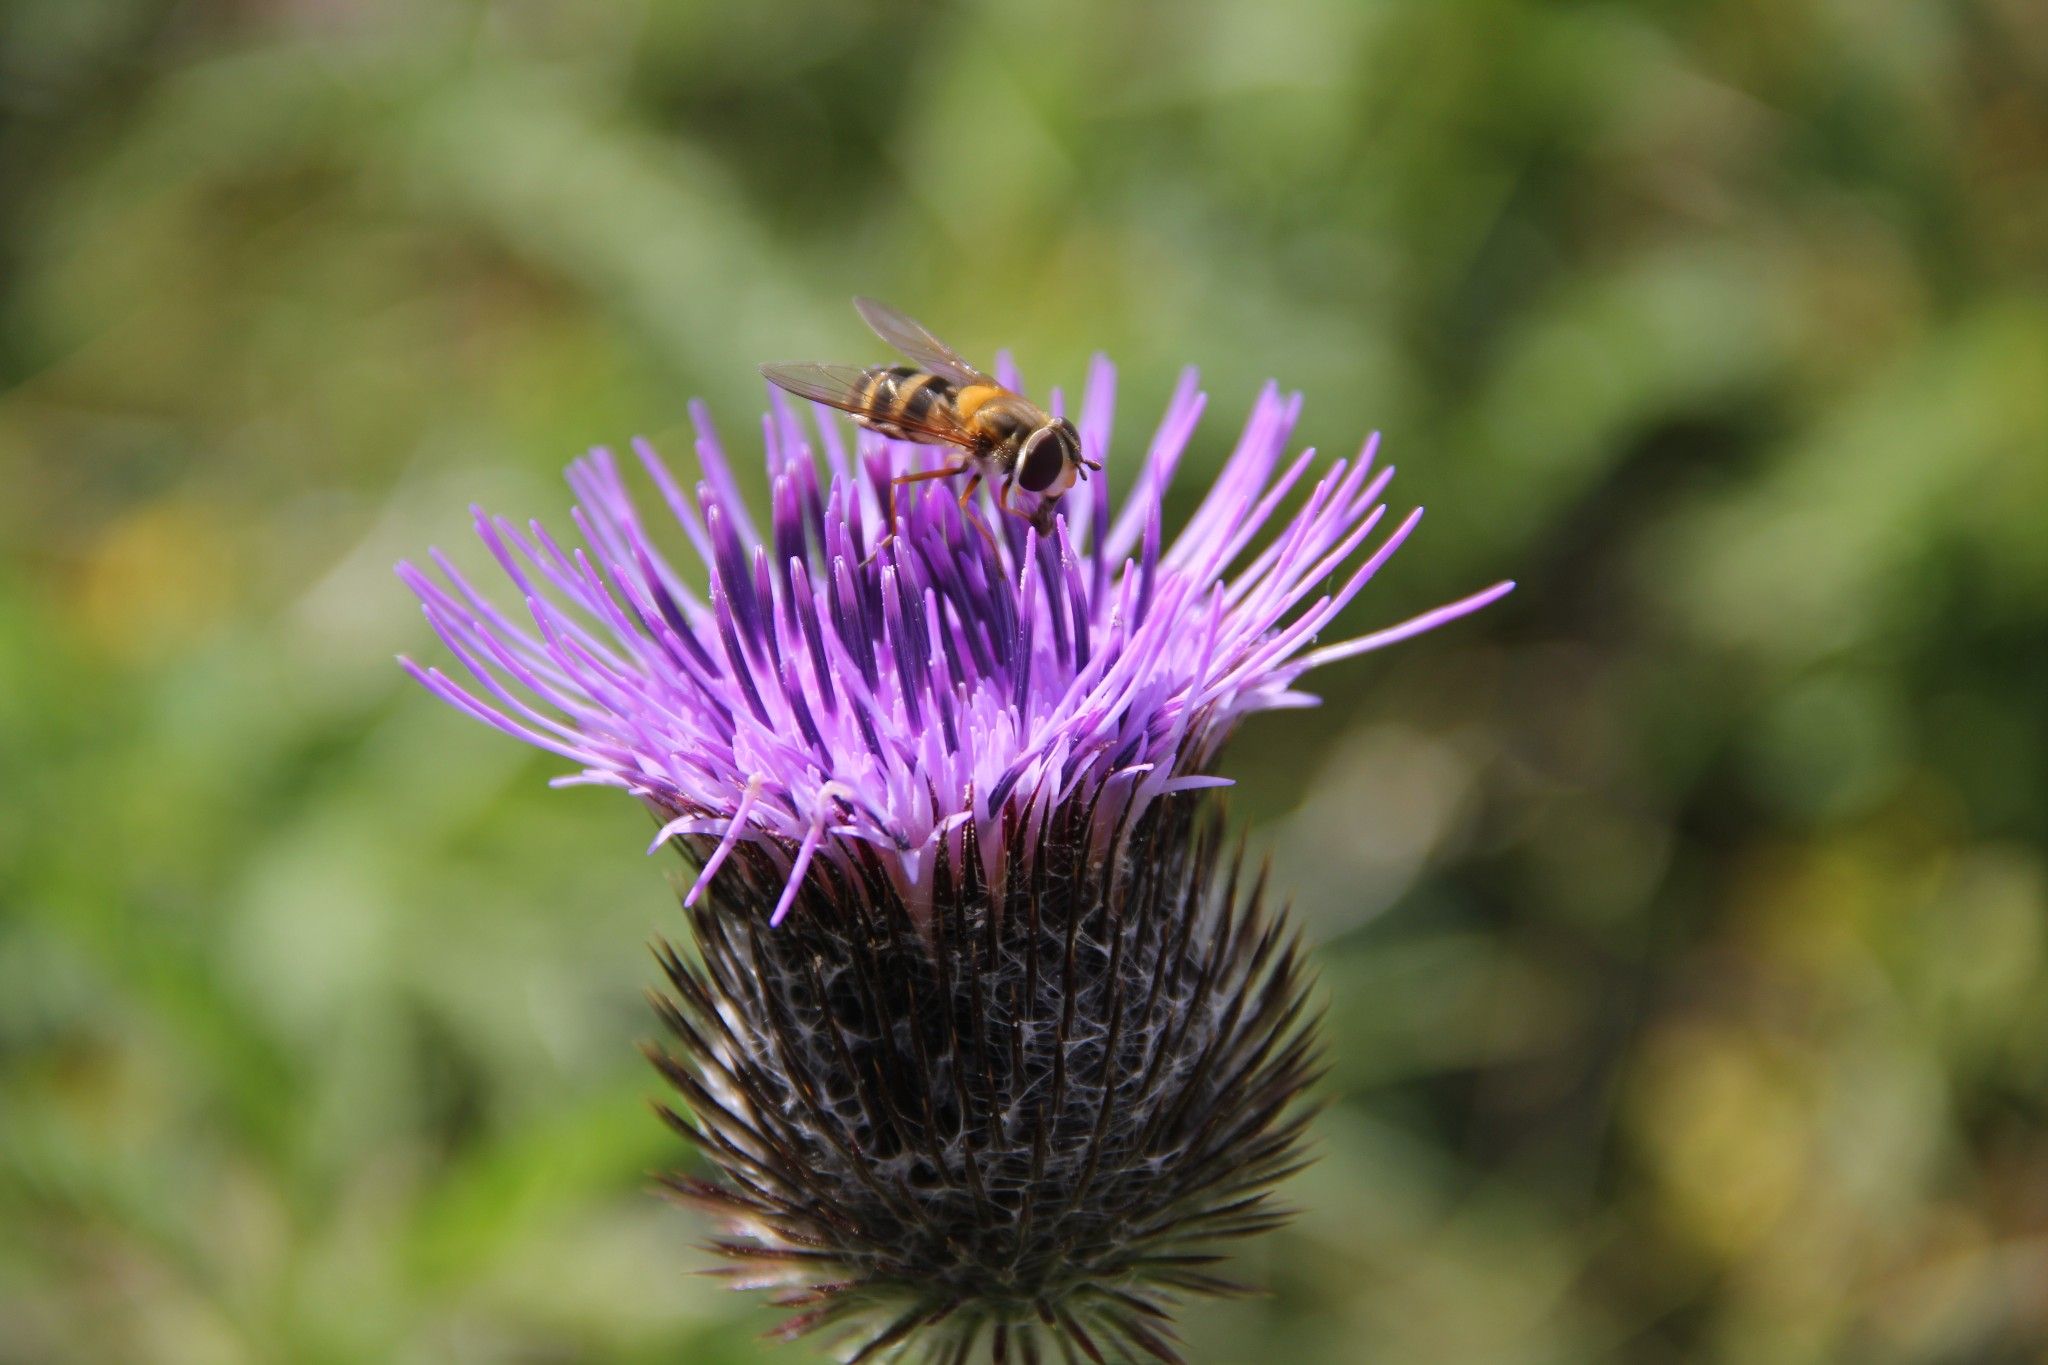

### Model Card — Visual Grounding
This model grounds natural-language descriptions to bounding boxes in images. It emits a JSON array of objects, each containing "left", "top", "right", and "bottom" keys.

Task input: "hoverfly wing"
[
  {"left": 851, "top": 298, "right": 997, "bottom": 389},
  {"left": 759, "top": 361, "right": 972, "bottom": 448},
  {"left": 759, "top": 362, "right": 876, "bottom": 414}
]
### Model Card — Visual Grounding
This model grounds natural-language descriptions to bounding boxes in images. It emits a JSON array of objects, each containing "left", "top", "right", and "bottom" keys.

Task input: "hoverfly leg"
[
  {"left": 862, "top": 461, "right": 967, "bottom": 569},
  {"left": 994, "top": 471, "right": 1038, "bottom": 526},
  {"left": 955, "top": 472, "right": 1001, "bottom": 560}
]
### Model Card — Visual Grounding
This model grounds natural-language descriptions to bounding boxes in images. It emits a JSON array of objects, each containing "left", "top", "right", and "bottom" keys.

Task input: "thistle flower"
[{"left": 399, "top": 356, "right": 1509, "bottom": 1362}]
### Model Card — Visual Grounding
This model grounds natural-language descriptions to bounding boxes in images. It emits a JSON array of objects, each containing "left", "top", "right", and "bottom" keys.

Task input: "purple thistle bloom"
[
  {"left": 398, "top": 360, "right": 1510, "bottom": 929},
  {"left": 401, "top": 345, "right": 1510, "bottom": 1361}
]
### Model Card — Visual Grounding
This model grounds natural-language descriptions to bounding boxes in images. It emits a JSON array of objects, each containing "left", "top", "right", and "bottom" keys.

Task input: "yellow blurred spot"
[
  {"left": 69, "top": 500, "right": 238, "bottom": 663},
  {"left": 1628, "top": 1023, "right": 1814, "bottom": 1263},
  {"left": 1725, "top": 840, "right": 1881, "bottom": 985}
]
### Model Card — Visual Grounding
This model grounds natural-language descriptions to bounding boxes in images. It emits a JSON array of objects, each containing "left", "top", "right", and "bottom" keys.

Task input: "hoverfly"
[{"left": 761, "top": 298, "right": 1100, "bottom": 554}]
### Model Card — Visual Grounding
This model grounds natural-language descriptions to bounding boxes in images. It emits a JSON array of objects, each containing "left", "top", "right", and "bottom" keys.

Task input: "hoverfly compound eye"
[{"left": 1016, "top": 428, "right": 1069, "bottom": 494}]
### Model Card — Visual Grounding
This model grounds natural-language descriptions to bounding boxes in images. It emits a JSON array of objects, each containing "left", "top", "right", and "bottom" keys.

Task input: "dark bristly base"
[{"left": 646, "top": 797, "right": 1322, "bottom": 1364}]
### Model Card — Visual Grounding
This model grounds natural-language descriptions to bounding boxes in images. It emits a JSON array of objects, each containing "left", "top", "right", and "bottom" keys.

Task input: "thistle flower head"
[
  {"left": 399, "top": 353, "right": 1509, "bottom": 1362},
  {"left": 400, "top": 360, "right": 1507, "bottom": 925}
]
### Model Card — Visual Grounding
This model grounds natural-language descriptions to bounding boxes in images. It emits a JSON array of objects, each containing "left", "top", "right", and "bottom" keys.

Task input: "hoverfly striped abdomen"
[{"left": 854, "top": 365, "right": 956, "bottom": 441}]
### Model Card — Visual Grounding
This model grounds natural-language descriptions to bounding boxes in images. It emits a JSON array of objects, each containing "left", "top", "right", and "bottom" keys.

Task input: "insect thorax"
[{"left": 955, "top": 388, "right": 1038, "bottom": 451}]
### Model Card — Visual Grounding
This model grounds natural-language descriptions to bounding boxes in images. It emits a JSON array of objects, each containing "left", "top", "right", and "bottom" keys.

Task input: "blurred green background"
[{"left": 4, "top": 1, "right": 2046, "bottom": 1361}]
